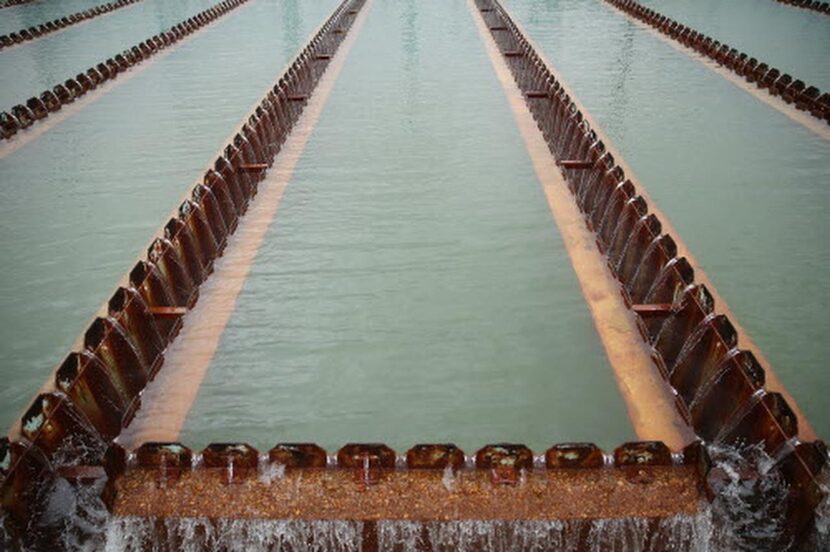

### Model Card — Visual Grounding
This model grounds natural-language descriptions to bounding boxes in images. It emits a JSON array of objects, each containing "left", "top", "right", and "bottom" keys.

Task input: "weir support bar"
[
  {"left": 105, "top": 441, "right": 711, "bottom": 550},
  {"left": 474, "top": 0, "right": 826, "bottom": 545}
]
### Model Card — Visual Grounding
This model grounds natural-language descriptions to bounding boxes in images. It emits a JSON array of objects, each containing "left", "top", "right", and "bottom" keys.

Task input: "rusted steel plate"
[{"left": 106, "top": 442, "right": 709, "bottom": 522}]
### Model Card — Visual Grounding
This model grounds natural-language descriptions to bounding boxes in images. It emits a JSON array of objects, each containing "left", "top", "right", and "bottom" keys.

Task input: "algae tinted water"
[
  {"left": 0, "top": 0, "right": 340, "bottom": 430},
  {"left": 180, "top": 0, "right": 634, "bottom": 452},
  {"left": 505, "top": 0, "right": 830, "bottom": 438}
]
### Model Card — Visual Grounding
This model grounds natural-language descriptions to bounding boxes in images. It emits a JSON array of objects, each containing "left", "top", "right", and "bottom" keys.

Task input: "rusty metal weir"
[
  {"left": 0, "top": 0, "right": 827, "bottom": 548},
  {"left": 603, "top": 0, "right": 830, "bottom": 127},
  {"left": 0, "top": 0, "right": 144, "bottom": 52},
  {"left": 0, "top": 0, "right": 35, "bottom": 9},
  {"left": 474, "top": 0, "right": 827, "bottom": 545},
  {"left": 0, "top": 0, "right": 249, "bottom": 141},
  {"left": 774, "top": 0, "right": 830, "bottom": 15}
]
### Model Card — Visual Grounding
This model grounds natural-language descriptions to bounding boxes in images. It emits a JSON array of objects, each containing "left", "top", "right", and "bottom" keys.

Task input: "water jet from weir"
[{"left": 1, "top": 0, "right": 828, "bottom": 549}]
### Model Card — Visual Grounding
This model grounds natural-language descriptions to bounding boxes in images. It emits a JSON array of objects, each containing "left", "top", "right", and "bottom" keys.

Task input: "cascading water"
[
  {"left": 8, "top": 441, "right": 822, "bottom": 551},
  {"left": 706, "top": 443, "right": 792, "bottom": 551}
]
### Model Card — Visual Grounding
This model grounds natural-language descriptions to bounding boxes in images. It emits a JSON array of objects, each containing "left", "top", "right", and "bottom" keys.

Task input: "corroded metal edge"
[
  {"left": 0, "top": 0, "right": 144, "bottom": 52},
  {"left": 106, "top": 441, "right": 709, "bottom": 521},
  {"left": 602, "top": 0, "right": 830, "bottom": 126},
  {"left": 0, "top": 0, "right": 368, "bottom": 543},
  {"left": 0, "top": 0, "right": 249, "bottom": 141},
  {"left": 475, "top": 0, "right": 827, "bottom": 544}
]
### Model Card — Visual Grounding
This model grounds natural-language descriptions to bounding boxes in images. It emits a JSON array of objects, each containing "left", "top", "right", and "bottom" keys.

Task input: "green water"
[
  {"left": 179, "top": 0, "right": 634, "bottom": 453},
  {"left": 0, "top": 0, "right": 340, "bottom": 431},
  {"left": 506, "top": 0, "right": 830, "bottom": 438}
]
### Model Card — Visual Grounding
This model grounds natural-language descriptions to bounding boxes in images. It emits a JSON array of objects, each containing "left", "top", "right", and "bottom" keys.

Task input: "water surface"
[
  {"left": 0, "top": 0, "right": 112, "bottom": 36},
  {"left": 0, "top": 0, "right": 215, "bottom": 109},
  {"left": 181, "top": 0, "right": 634, "bottom": 452},
  {"left": 0, "top": 0, "right": 340, "bottom": 431},
  {"left": 506, "top": 0, "right": 830, "bottom": 438},
  {"left": 639, "top": 0, "right": 830, "bottom": 90}
]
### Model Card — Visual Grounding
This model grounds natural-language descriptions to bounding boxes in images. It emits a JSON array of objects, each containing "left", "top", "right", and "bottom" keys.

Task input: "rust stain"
[
  {"left": 468, "top": 0, "right": 695, "bottom": 450},
  {"left": 111, "top": 465, "right": 705, "bottom": 520},
  {"left": 119, "top": 0, "right": 375, "bottom": 447},
  {"left": 495, "top": 0, "right": 817, "bottom": 441}
]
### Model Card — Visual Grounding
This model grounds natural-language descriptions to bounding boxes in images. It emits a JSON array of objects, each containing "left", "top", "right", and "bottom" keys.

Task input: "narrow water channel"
[
  {"left": 505, "top": 0, "right": 830, "bottom": 438},
  {"left": 0, "top": 0, "right": 216, "bottom": 108},
  {"left": 0, "top": 0, "right": 340, "bottom": 430},
  {"left": 0, "top": 0, "right": 111, "bottom": 36},
  {"left": 178, "top": 0, "right": 634, "bottom": 452}
]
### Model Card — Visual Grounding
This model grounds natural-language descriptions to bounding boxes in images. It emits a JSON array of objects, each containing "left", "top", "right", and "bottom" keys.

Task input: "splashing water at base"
[
  {"left": 103, "top": 518, "right": 363, "bottom": 552},
  {"left": 257, "top": 460, "right": 286, "bottom": 485},
  {"left": 377, "top": 516, "right": 712, "bottom": 551},
  {"left": 707, "top": 443, "right": 792, "bottom": 551}
]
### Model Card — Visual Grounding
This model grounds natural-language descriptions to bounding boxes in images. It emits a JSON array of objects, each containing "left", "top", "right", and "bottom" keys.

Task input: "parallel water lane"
[
  {"left": 0, "top": 0, "right": 341, "bottom": 432},
  {"left": 638, "top": 0, "right": 830, "bottom": 91},
  {"left": 0, "top": 0, "right": 215, "bottom": 109},
  {"left": 177, "top": 0, "right": 635, "bottom": 452},
  {"left": 505, "top": 0, "right": 830, "bottom": 438},
  {"left": 0, "top": 0, "right": 112, "bottom": 35}
]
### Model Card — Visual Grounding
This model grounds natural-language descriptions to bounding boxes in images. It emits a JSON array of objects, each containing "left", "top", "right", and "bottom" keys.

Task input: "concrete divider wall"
[
  {"left": 476, "top": 0, "right": 826, "bottom": 546},
  {"left": 0, "top": 0, "right": 366, "bottom": 542}
]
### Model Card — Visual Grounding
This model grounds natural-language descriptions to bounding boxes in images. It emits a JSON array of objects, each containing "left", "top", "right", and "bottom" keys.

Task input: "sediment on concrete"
[
  {"left": 0, "top": 0, "right": 144, "bottom": 51},
  {"left": 475, "top": 0, "right": 826, "bottom": 545},
  {"left": 0, "top": 0, "right": 249, "bottom": 141},
  {"left": 602, "top": 0, "right": 830, "bottom": 126},
  {"left": 1, "top": 0, "right": 367, "bottom": 545}
]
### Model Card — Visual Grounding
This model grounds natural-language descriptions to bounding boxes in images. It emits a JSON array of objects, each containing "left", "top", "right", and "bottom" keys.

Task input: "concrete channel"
[{"left": 0, "top": 0, "right": 828, "bottom": 549}]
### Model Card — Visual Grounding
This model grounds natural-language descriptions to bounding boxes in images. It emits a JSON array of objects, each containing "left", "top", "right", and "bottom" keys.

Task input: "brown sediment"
[
  {"left": 110, "top": 464, "right": 704, "bottom": 521},
  {"left": 468, "top": 0, "right": 694, "bottom": 450},
  {"left": 599, "top": 0, "right": 830, "bottom": 141},
  {"left": 491, "top": 0, "right": 817, "bottom": 442},
  {"left": 0, "top": 0, "right": 253, "bottom": 157},
  {"left": 118, "top": 0, "right": 375, "bottom": 447}
]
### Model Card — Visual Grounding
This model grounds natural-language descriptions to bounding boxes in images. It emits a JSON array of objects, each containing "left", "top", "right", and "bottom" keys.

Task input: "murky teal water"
[
  {"left": 0, "top": 0, "right": 112, "bottom": 36},
  {"left": 0, "top": 0, "right": 340, "bottom": 431},
  {"left": 506, "top": 0, "right": 830, "bottom": 438},
  {"left": 1, "top": 0, "right": 113, "bottom": 33},
  {"left": 180, "top": 0, "right": 634, "bottom": 453},
  {"left": 639, "top": 0, "right": 830, "bottom": 90},
  {"left": 0, "top": 0, "right": 217, "bottom": 109}
]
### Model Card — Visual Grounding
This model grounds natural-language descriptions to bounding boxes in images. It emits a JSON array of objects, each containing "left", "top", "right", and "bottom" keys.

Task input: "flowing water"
[
  {"left": 504, "top": 0, "right": 830, "bottom": 440},
  {"left": 177, "top": 0, "right": 634, "bottom": 452},
  {"left": 0, "top": 0, "right": 341, "bottom": 431}
]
